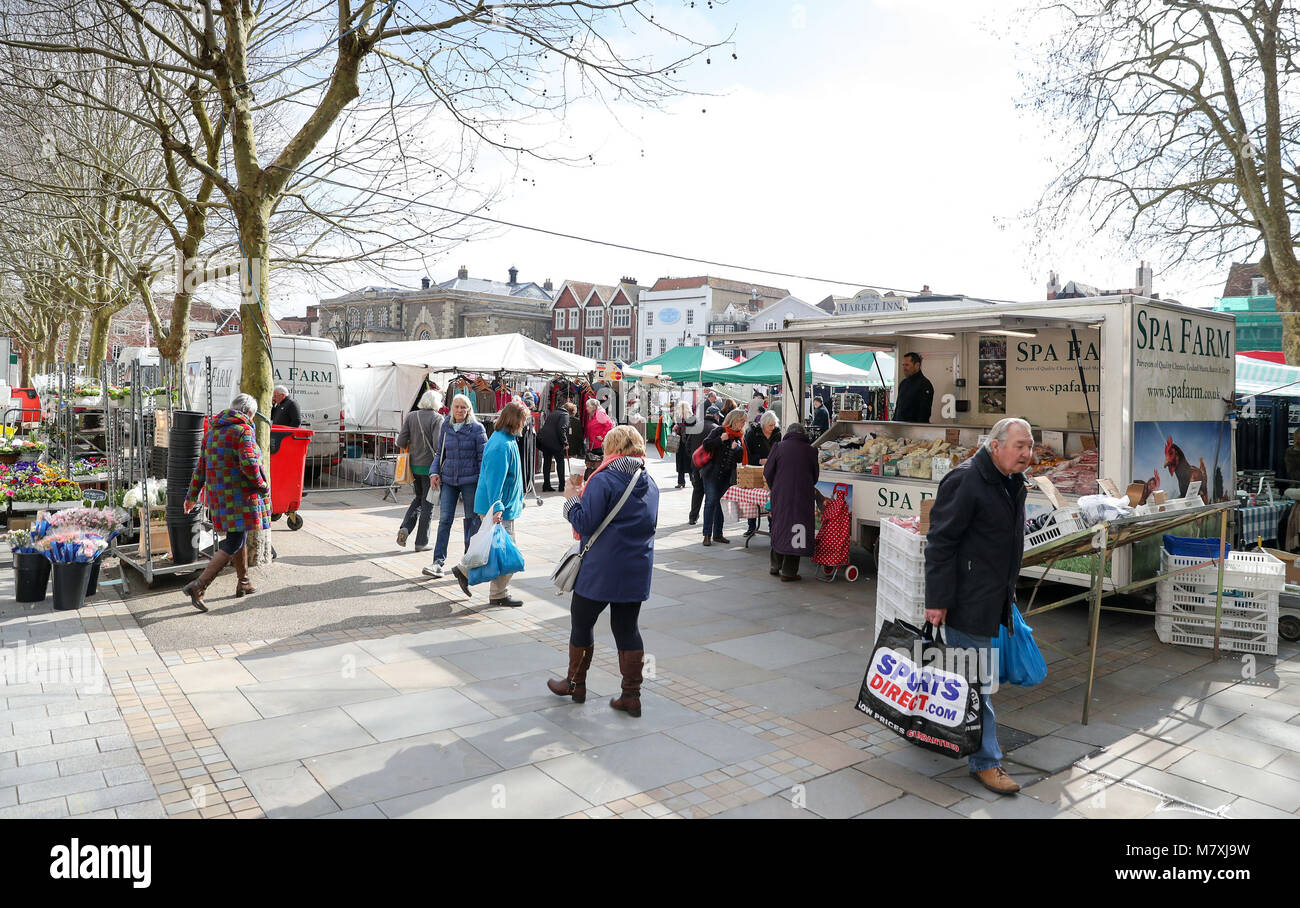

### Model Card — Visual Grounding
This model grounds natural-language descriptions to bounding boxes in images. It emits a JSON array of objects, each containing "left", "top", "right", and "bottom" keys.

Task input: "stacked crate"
[
  {"left": 876, "top": 518, "right": 927, "bottom": 641},
  {"left": 1156, "top": 547, "right": 1284, "bottom": 656}
]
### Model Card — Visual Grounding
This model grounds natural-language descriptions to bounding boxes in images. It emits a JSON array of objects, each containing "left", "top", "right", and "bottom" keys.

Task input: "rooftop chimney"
[
  {"left": 420, "top": 276, "right": 430, "bottom": 290},
  {"left": 508, "top": 266, "right": 519, "bottom": 285},
  {"left": 620, "top": 276, "right": 638, "bottom": 286},
  {"left": 543, "top": 278, "right": 553, "bottom": 291},
  {"left": 458, "top": 265, "right": 468, "bottom": 280}
]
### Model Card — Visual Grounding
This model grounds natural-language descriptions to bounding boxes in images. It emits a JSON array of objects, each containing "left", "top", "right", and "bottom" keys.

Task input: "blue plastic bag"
[
  {"left": 991, "top": 606, "right": 1048, "bottom": 686},
  {"left": 467, "top": 523, "right": 526, "bottom": 586}
]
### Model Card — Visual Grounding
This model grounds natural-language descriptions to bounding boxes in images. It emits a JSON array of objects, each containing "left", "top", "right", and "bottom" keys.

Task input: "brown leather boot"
[
  {"left": 233, "top": 547, "right": 256, "bottom": 597},
  {"left": 182, "top": 550, "right": 233, "bottom": 613},
  {"left": 546, "top": 644, "right": 594, "bottom": 702},
  {"left": 609, "top": 649, "right": 644, "bottom": 718}
]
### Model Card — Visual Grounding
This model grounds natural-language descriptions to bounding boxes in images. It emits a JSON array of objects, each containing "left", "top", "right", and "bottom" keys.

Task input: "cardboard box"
[
  {"left": 136, "top": 507, "right": 169, "bottom": 557},
  {"left": 1152, "top": 490, "right": 1168, "bottom": 505},
  {"left": 1125, "top": 482, "right": 1146, "bottom": 507},
  {"left": 919, "top": 499, "right": 935, "bottom": 536},
  {"left": 1264, "top": 548, "right": 1300, "bottom": 586},
  {"left": 736, "top": 465, "right": 767, "bottom": 490}
]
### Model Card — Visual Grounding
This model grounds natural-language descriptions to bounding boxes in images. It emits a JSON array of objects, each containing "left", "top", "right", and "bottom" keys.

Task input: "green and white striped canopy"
[{"left": 1236, "top": 354, "right": 1300, "bottom": 398}]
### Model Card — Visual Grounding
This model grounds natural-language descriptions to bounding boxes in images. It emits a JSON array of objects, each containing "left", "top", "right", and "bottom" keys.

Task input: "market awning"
[
  {"left": 338, "top": 333, "right": 597, "bottom": 374},
  {"left": 1236, "top": 354, "right": 1300, "bottom": 398},
  {"left": 630, "top": 345, "right": 739, "bottom": 382},
  {"left": 698, "top": 351, "right": 892, "bottom": 387}
]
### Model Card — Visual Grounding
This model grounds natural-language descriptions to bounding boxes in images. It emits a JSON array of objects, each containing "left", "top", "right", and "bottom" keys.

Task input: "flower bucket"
[
  {"left": 85, "top": 556, "right": 102, "bottom": 596},
  {"left": 51, "top": 561, "right": 93, "bottom": 611},
  {"left": 14, "top": 551, "right": 51, "bottom": 603}
]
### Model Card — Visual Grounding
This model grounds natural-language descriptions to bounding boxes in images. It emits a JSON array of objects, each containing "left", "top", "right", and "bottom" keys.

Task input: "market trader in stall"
[
  {"left": 893, "top": 352, "right": 934, "bottom": 423},
  {"left": 269, "top": 385, "right": 301, "bottom": 454},
  {"left": 923, "top": 416, "right": 1034, "bottom": 796}
]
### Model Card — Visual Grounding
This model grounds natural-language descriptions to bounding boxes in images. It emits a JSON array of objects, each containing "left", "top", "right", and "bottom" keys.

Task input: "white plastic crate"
[
  {"left": 878, "top": 561, "right": 926, "bottom": 600},
  {"left": 1155, "top": 608, "right": 1277, "bottom": 636},
  {"left": 1024, "top": 507, "right": 1085, "bottom": 551},
  {"left": 1135, "top": 495, "right": 1200, "bottom": 517},
  {"left": 879, "top": 518, "right": 926, "bottom": 558},
  {"left": 1155, "top": 622, "right": 1277, "bottom": 656},
  {"left": 1160, "top": 549, "right": 1285, "bottom": 593},
  {"left": 876, "top": 573, "right": 925, "bottom": 626},
  {"left": 878, "top": 532, "right": 925, "bottom": 581},
  {"left": 1156, "top": 579, "right": 1279, "bottom": 616}
]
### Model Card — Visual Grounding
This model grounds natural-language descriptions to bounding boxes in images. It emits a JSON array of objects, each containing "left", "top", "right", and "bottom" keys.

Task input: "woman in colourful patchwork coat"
[{"left": 182, "top": 394, "right": 271, "bottom": 612}]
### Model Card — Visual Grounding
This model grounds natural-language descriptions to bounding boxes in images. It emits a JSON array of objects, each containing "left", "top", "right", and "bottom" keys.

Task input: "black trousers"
[
  {"left": 688, "top": 470, "right": 704, "bottom": 522},
  {"left": 569, "top": 592, "right": 644, "bottom": 650},
  {"left": 770, "top": 549, "right": 801, "bottom": 577},
  {"left": 540, "top": 445, "right": 566, "bottom": 488}
]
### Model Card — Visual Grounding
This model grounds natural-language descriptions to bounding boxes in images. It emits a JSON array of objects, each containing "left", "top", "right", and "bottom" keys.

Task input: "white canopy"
[
  {"left": 808, "top": 352, "right": 892, "bottom": 387},
  {"left": 340, "top": 333, "right": 598, "bottom": 431}
]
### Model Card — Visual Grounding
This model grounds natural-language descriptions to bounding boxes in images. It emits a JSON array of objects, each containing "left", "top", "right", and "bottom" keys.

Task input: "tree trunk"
[
  {"left": 66, "top": 315, "right": 85, "bottom": 364},
  {"left": 238, "top": 205, "right": 274, "bottom": 567},
  {"left": 157, "top": 289, "right": 193, "bottom": 366},
  {"left": 43, "top": 320, "right": 61, "bottom": 370},
  {"left": 1278, "top": 286, "right": 1300, "bottom": 366},
  {"left": 86, "top": 310, "right": 111, "bottom": 368},
  {"left": 18, "top": 345, "right": 30, "bottom": 386}
]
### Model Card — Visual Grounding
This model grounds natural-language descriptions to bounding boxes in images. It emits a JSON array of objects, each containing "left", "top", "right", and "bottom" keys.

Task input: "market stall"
[{"left": 710, "top": 295, "right": 1239, "bottom": 589}]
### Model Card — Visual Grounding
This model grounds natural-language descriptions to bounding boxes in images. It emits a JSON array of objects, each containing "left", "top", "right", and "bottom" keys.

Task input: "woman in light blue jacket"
[{"left": 451, "top": 400, "right": 527, "bottom": 607}]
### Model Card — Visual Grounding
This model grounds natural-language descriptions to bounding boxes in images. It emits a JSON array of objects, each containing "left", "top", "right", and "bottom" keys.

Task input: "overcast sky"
[{"left": 272, "top": 0, "right": 1232, "bottom": 317}]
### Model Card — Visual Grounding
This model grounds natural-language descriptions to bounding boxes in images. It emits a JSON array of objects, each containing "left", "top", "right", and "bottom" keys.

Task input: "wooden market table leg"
[{"left": 1082, "top": 530, "right": 1108, "bottom": 725}]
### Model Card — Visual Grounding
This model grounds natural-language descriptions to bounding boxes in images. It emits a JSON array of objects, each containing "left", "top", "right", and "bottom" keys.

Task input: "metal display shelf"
[{"left": 1019, "top": 500, "right": 1239, "bottom": 724}]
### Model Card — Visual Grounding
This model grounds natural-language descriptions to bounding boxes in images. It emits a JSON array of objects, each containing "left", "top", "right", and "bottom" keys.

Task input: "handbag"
[
  {"left": 856, "top": 619, "right": 986, "bottom": 758},
  {"left": 423, "top": 413, "right": 444, "bottom": 507},
  {"left": 551, "top": 468, "right": 643, "bottom": 593},
  {"left": 691, "top": 443, "right": 712, "bottom": 469},
  {"left": 395, "top": 450, "right": 412, "bottom": 485}
]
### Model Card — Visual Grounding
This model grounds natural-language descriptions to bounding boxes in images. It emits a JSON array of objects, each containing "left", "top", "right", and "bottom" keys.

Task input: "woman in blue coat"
[
  {"left": 423, "top": 394, "right": 487, "bottom": 579},
  {"left": 547, "top": 425, "right": 659, "bottom": 717},
  {"left": 451, "top": 400, "right": 527, "bottom": 607}
]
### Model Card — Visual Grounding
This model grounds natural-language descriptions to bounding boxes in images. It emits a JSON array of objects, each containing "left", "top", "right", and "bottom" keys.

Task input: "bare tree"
[{"left": 1026, "top": 0, "right": 1300, "bottom": 356}]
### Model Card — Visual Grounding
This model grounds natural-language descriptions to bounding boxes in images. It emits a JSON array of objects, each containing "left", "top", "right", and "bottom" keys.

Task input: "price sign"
[{"left": 82, "top": 489, "right": 107, "bottom": 502}]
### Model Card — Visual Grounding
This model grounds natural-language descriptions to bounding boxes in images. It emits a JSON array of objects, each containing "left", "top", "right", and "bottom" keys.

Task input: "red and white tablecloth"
[{"left": 722, "top": 486, "right": 770, "bottom": 518}]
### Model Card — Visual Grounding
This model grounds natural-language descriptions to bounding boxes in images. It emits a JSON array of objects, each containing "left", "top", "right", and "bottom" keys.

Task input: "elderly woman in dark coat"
[{"left": 763, "top": 424, "right": 821, "bottom": 581}]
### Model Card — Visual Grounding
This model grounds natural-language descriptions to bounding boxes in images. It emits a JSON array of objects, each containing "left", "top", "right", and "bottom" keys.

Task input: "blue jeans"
[
  {"left": 701, "top": 476, "right": 729, "bottom": 539},
  {"left": 939, "top": 624, "right": 1003, "bottom": 773},
  {"left": 433, "top": 481, "right": 480, "bottom": 564}
]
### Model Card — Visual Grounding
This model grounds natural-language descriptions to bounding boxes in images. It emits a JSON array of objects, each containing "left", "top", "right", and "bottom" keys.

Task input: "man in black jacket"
[
  {"left": 810, "top": 397, "right": 831, "bottom": 438},
  {"left": 270, "top": 385, "right": 302, "bottom": 454},
  {"left": 893, "top": 352, "right": 934, "bottom": 423},
  {"left": 923, "top": 416, "right": 1034, "bottom": 795}
]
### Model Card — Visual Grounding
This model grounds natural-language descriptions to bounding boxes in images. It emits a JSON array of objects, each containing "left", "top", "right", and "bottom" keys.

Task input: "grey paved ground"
[{"left": 2, "top": 455, "right": 1298, "bottom": 818}]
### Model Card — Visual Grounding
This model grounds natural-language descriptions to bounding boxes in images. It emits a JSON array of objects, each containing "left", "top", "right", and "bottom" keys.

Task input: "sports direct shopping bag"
[
  {"left": 855, "top": 619, "right": 985, "bottom": 759},
  {"left": 467, "top": 523, "right": 526, "bottom": 586}
]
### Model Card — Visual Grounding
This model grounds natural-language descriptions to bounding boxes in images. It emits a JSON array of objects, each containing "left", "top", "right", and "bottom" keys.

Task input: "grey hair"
[
  {"left": 760, "top": 410, "right": 779, "bottom": 430},
  {"left": 675, "top": 400, "right": 693, "bottom": 420},
  {"left": 449, "top": 393, "right": 478, "bottom": 423},
  {"left": 418, "top": 389, "right": 443, "bottom": 410},
  {"left": 230, "top": 393, "right": 258, "bottom": 416},
  {"left": 273, "top": 385, "right": 288, "bottom": 396},
  {"left": 984, "top": 417, "right": 1032, "bottom": 449}
]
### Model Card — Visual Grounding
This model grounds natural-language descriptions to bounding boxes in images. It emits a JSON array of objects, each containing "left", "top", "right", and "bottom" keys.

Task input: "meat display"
[{"left": 1039, "top": 449, "right": 1100, "bottom": 495}]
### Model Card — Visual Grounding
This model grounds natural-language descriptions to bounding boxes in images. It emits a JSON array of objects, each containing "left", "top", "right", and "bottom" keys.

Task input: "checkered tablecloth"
[
  {"left": 722, "top": 485, "right": 770, "bottom": 518},
  {"left": 1236, "top": 501, "right": 1295, "bottom": 545}
]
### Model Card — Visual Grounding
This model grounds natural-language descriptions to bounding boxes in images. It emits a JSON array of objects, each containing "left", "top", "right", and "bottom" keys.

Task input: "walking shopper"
[
  {"left": 700, "top": 408, "right": 747, "bottom": 546},
  {"left": 924, "top": 416, "right": 1034, "bottom": 796},
  {"left": 547, "top": 426, "right": 659, "bottom": 717},
  {"left": 672, "top": 399, "right": 695, "bottom": 488},
  {"left": 422, "top": 394, "right": 486, "bottom": 579},
  {"left": 539, "top": 401, "right": 575, "bottom": 492},
  {"left": 763, "top": 424, "right": 820, "bottom": 581},
  {"left": 182, "top": 393, "right": 270, "bottom": 612},
  {"left": 394, "top": 390, "right": 445, "bottom": 552},
  {"left": 743, "top": 410, "right": 782, "bottom": 537},
  {"left": 451, "top": 400, "right": 527, "bottom": 607},
  {"left": 685, "top": 404, "right": 718, "bottom": 526}
]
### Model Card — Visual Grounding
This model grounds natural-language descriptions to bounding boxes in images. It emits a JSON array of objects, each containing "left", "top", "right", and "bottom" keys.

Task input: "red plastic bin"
[
  {"left": 10, "top": 388, "right": 40, "bottom": 423},
  {"left": 269, "top": 426, "right": 313, "bottom": 530}
]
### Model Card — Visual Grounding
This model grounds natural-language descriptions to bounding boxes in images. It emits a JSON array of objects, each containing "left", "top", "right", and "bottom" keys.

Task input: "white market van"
[{"left": 184, "top": 334, "right": 345, "bottom": 464}]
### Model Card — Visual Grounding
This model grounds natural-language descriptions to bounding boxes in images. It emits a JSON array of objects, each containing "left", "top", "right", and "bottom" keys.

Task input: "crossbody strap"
[{"left": 580, "top": 468, "right": 643, "bottom": 557}]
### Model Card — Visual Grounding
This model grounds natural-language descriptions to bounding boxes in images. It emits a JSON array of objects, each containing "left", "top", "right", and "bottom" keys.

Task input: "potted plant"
[
  {"left": 37, "top": 531, "right": 107, "bottom": 610},
  {"left": 6, "top": 524, "right": 52, "bottom": 602}
]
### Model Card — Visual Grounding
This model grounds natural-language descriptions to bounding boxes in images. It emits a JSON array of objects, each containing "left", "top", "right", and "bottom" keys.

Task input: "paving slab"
[
  {"left": 853, "top": 793, "right": 960, "bottom": 819},
  {"left": 655, "top": 652, "right": 782, "bottom": 690},
  {"left": 1164, "top": 750, "right": 1300, "bottom": 812},
  {"left": 458, "top": 669, "right": 618, "bottom": 719},
  {"left": 535, "top": 695, "right": 704, "bottom": 747},
  {"left": 705, "top": 631, "right": 845, "bottom": 670},
  {"left": 240, "top": 762, "right": 340, "bottom": 818},
  {"left": 537, "top": 733, "right": 722, "bottom": 804},
  {"left": 367, "top": 657, "right": 480, "bottom": 693},
  {"left": 379, "top": 764, "right": 591, "bottom": 819},
  {"left": 442, "top": 642, "right": 568, "bottom": 682},
  {"left": 238, "top": 669, "right": 399, "bottom": 719},
  {"left": 304, "top": 729, "right": 501, "bottom": 809},
  {"left": 187, "top": 691, "right": 261, "bottom": 729},
  {"left": 712, "top": 793, "right": 819, "bottom": 819},
  {"left": 798, "top": 767, "right": 903, "bottom": 819},
  {"left": 214, "top": 707, "right": 377, "bottom": 772},
  {"left": 167, "top": 659, "right": 258, "bottom": 694},
  {"left": 726, "top": 678, "right": 843, "bottom": 715},
  {"left": 1020, "top": 767, "right": 1163, "bottom": 819},
  {"left": 1006, "top": 735, "right": 1100, "bottom": 773},
  {"left": 341, "top": 687, "right": 495, "bottom": 741},
  {"left": 454, "top": 713, "right": 594, "bottom": 768},
  {"left": 238, "top": 643, "right": 383, "bottom": 683},
  {"left": 951, "top": 794, "right": 1080, "bottom": 819},
  {"left": 663, "top": 719, "right": 781, "bottom": 764}
]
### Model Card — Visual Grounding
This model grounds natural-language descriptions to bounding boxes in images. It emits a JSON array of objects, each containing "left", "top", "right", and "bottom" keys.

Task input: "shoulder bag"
[
  {"left": 551, "top": 468, "right": 643, "bottom": 593},
  {"left": 422, "top": 412, "right": 444, "bottom": 507}
]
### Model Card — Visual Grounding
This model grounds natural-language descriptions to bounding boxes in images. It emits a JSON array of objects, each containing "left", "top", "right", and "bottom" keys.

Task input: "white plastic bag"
[
  {"left": 460, "top": 501, "right": 501, "bottom": 569},
  {"left": 722, "top": 498, "right": 740, "bottom": 523},
  {"left": 1077, "top": 494, "right": 1132, "bottom": 527}
]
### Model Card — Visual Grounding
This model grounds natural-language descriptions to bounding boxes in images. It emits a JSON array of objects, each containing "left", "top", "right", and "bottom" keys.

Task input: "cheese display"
[{"left": 819, "top": 435, "right": 974, "bottom": 478}]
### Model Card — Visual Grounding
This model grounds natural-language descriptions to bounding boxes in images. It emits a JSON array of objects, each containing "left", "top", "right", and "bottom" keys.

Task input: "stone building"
[{"left": 310, "top": 266, "right": 555, "bottom": 346}]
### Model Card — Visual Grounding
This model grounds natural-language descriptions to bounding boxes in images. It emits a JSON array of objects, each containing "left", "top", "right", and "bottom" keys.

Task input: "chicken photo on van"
[{"left": 184, "top": 335, "right": 346, "bottom": 479}]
